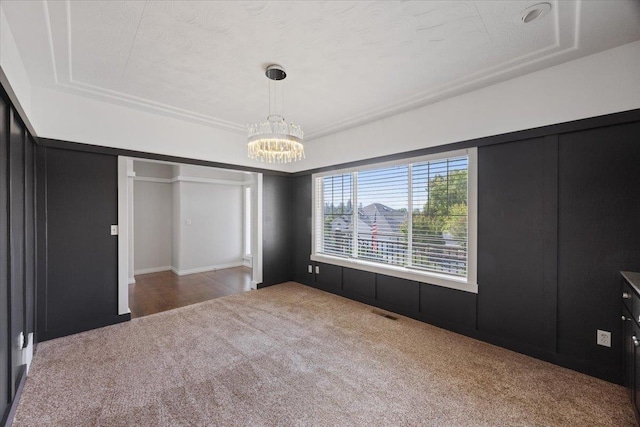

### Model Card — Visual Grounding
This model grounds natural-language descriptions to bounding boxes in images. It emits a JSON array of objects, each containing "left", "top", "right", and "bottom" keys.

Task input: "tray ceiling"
[{"left": 3, "top": 0, "right": 640, "bottom": 140}]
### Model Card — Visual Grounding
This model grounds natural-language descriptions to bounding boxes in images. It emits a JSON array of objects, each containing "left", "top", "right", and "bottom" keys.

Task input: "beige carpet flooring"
[{"left": 14, "top": 282, "right": 635, "bottom": 426}]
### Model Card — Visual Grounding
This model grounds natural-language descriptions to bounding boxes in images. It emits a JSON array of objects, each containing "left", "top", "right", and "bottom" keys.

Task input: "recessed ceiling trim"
[
  {"left": 44, "top": 0, "right": 245, "bottom": 132},
  {"left": 41, "top": 0, "right": 59, "bottom": 83},
  {"left": 56, "top": 79, "right": 247, "bottom": 131},
  {"left": 306, "top": 0, "right": 580, "bottom": 140},
  {"left": 44, "top": 0, "right": 582, "bottom": 140}
]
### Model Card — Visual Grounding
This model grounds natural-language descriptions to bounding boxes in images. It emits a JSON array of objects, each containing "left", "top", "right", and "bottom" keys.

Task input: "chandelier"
[{"left": 247, "top": 65, "right": 304, "bottom": 163}]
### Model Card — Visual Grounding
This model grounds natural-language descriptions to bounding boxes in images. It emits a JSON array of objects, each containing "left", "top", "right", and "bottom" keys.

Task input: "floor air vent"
[{"left": 372, "top": 310, "right": 398, "bottom": 320}]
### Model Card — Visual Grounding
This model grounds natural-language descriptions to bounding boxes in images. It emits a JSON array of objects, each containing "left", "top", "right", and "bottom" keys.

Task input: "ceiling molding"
[
  {"left": 36, "top": 0, "right": 618, "bottom": 141},
  {"left": 43, "top": 0, "right": 246, "bottom": 133},
  {"left": 306, "top": 1, "right": 580, "bottom": 140}
]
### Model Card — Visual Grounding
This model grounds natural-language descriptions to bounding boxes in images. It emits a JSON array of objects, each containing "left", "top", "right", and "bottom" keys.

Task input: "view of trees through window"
[
  {"left": 411, "top": 157, "right": 468, "bottom": 276},
  {"left": 318, "top": 155, "right": 468, "bottom": 278}
]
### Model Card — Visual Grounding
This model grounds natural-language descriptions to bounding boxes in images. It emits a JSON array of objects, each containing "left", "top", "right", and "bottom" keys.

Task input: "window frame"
[{"left": 311, "top": 148, "right": 478, "bottom": 293}]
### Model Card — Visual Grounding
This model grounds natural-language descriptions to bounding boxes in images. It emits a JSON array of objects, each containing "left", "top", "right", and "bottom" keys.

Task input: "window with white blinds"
[
  {"left": 317, "top": 174, "right": 353, "bottom": 257},
  {"left": 411, "top": 156, "right": 468, "bottom": 277},
  {"left": 312, "top": 148, "right": 477, "bottom": 290},
  {"left": 357, "top": 165, "right": 408, "bottom": 266}
]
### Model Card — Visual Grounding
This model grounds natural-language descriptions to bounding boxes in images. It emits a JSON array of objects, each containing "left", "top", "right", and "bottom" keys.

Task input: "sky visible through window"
[
  {"left": 319, "top": 155, "right": 470, "bottom": 278},
  {"left": 330, "top": 157, "right": 468, "bottom": 209}
]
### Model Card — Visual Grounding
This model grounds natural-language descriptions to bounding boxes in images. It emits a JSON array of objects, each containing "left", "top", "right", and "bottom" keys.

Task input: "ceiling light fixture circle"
[
  {"left": 518, "top": 2, "right": 552, "bottom": 24},
  {"left": 247, "top": 64, "right": 304, "bottom": 164},
  {"left": 265, "top": 64, "right": 286, "bottom": 81}
]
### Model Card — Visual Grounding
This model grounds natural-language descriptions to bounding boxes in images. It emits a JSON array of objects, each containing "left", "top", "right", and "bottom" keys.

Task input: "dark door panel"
[{"left": 43, "top": 148, "right": 118, "bottom": 336}]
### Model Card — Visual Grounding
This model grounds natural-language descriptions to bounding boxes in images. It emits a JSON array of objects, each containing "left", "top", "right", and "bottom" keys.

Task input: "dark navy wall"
[
  {"left": 477, "top": 136, "right": 558, "bottom": 353},
  {"left": 261, "top": 174, "right": 292, "bottom": 287},
  {"left": 557, "top": 122, "right": 640, "bottom": 380},
  {"left": 291, "top": 114, "right": 640, "bottom": 384},
  {"left": 0, "top": 89, "right": 36, "bottom": 426}
]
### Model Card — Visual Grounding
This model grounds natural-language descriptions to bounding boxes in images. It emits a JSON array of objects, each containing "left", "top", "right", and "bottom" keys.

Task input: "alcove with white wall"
[
  {"left": 118, "top": 157, "right": 262, "bottom": 315},
  {"left": 170, "top": 164, "right": 248, "bottom": 275}
]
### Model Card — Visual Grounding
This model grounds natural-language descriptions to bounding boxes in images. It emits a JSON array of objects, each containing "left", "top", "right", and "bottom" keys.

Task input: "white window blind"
[
  {"left": 317, "top": 174, "right": 353, "bottom": 257},
  {"left": 411, "top": 156, "right": 468, "bottom": 277},
  {"left": 356, "top": 165, "right": 408, "bottom": 266},
  {"left": 313, "top": 151, "right": 472, "bottom": 284}
]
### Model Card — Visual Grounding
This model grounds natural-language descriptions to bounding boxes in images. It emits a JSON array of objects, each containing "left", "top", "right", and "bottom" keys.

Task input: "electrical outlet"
[
  {"left": 597, "top": 329, "right": 611, "bottom": 347},
  {"left": 315, "top": 266, "right": 320, "bottom": 274},
  {"left": 308, "top": 265, "right": 312, "bottom": 274},
  {"left": 110, "top": 225, "right": 118, "bottom": 235},
  {"left": 18, "top": 332, "right": 24, "bottom": 349}
]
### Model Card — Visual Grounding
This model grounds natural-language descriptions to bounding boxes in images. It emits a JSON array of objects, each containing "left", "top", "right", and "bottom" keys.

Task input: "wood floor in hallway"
[{"left": 129, "top": 267, "right": 252, "bottom": 318}]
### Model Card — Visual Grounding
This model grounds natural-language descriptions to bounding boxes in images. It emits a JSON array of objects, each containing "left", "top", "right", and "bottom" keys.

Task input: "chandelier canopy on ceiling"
[{"left": 247, "top": 65, "right": 304, "bottom": 163}]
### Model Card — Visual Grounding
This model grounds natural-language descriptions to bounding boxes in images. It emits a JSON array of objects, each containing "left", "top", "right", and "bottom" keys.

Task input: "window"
[
  {"left": 319, "top": 174, "right": 353, "bottom": 257},
  {"left": 312, "top": 148, "right": 477, "bottom": 292}
]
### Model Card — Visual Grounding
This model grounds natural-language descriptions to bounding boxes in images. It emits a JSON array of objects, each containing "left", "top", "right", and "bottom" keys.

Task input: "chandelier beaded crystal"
[{"left": 247, "top": 65, "right": 305, "bottom": 163}]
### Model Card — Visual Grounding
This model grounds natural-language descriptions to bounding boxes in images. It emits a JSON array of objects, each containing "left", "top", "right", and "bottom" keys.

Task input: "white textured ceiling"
[{"left": 3, "top": 0, "right": 640, "bottom": 140}]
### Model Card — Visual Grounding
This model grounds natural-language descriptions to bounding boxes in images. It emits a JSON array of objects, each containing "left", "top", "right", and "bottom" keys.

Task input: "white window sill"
[{"left": 310, "top": 253, "right": 478, "bottom": 294}]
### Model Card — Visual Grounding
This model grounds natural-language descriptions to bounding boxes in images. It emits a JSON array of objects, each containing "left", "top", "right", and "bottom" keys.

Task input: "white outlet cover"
[
  {"left": 308, "top": 265, "right": 312, "bottom": 274},
  {"left": 597, "top": 330, "right": 611, "bottom": 347},
  {"left": 110, "top": 225, "right": 118, "bottom": 235}
]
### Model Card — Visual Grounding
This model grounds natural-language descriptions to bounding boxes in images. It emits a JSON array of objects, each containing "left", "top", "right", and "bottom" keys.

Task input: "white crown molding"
[{"left": 43, "top": 0, "right": 581, "bottom": 141}]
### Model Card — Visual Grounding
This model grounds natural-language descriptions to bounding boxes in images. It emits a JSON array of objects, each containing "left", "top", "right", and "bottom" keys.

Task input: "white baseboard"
[
  {"left": 171, "top": 261, "right": 244, "bottom": 277},
  {"left": 128, "top": 277, "right": 136, "bottom": 285},
  {"left": 134, "top": 266, "right": 172, "bottom": 275}
]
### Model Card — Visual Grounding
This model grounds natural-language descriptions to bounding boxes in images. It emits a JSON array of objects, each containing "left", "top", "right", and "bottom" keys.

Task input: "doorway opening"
[{"left": 116, "top": 157, "right": 263, "bottom": 318}]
